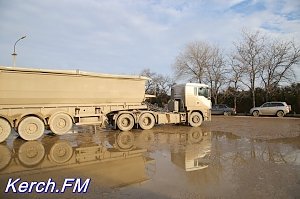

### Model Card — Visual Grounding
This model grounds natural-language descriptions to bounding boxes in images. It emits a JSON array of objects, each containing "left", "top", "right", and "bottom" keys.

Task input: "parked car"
[
  {"left": 212, "top": 104, "right": 236, "bottom": 115},
  {"left": 250, "top": 102, "right": 291, "bottom": 117}
]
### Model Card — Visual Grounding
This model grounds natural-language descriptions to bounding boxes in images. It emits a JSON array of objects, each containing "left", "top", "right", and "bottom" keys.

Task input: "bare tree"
[
  {"left": 227, "top": 56, "right": 244, "bottom": 111},
  {"left": 173, "top": 41, "right": 212, "bottom": 83},
  {"left": 140, "top": 68, "right": 174, "bottom": 96},
  {"left": 261, "top": 39, "right": 300, "bottom": 101},
  {"left": 233, "top": 30, "right": 265, "bottom": 107},
  {"left": 173, "top": 41, "right": 226, "bottom": 104},
  {"left": 205, "top": 46, "right": 227, "bottom": 104},
  {"left": 154, "top": 74, "right": 175, "bottom": 95},
  {"left": 140, "top": 68, "right": 156, "bottom": 93}
]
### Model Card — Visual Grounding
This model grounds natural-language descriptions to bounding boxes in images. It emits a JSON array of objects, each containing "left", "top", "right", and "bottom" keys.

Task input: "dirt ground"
[
  {"left": 202, "top": 115, "right": 300, "bottom": 139},
  {"left": 0, "top": 116, "right": 299, "bottom": 199}
]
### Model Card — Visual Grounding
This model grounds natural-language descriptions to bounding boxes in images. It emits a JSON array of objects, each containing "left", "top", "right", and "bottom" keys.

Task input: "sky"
[{"left": 0, "top": 0, "right": 299, "bottom": 80}]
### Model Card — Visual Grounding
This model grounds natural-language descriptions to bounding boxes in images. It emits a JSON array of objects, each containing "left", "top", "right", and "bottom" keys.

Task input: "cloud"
[{"left": 0, "top": 0, "right": 299, "bottom": 80}]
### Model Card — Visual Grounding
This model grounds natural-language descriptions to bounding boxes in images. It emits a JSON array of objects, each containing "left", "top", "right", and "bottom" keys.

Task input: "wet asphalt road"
[{"left": 0, "top": 116, "right": 299, "bottom": 199}]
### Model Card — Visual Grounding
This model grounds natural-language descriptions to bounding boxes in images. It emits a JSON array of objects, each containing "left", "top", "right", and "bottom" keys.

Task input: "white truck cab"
[{"left": 168, "top": 83, "right": 211, "bottom": 125}]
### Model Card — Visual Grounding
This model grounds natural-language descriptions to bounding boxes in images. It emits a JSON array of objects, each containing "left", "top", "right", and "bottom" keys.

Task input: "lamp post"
[{"left": 12, "top": 36, "right": 26, "bottom": 67}]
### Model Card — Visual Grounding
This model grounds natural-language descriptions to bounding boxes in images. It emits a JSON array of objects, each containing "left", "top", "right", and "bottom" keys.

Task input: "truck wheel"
[
  {"left": 49, "top": 113, "right": 73, "bottom": 135},
  {"left": 49, "top": 140, "right": 73, "bottom": 164},
  {"left": 115, "top": 131, "right": 135, "bottom": 150},
  {"left": 0, "top": 118, "right": 11, "bottom": 143},
  {"left": 139, "top": 113, "right": 155, "bottom": 130},
  {"left": 18, "top": 116, "right": 45, "bottom": 141},
  {"left": 189, "top": 112, "right": 203, "bottom": 127},
  {"left": 188, "top": 129, "right": 203, "bottom": 143},
  {"left": 18, "top": 141, "right": 45, "bottom": 167},
  {"left": 252, "top": 111, "right": 259, "bottom": 117},
  {"left": 0, "top": 145, "right": 11, "bottom": 170},
  {"left": 117, "top": 114, "right": 134, "bottom": 131},
  {"left": 276, "top": 111, "right": 284, "bottom": 117}
]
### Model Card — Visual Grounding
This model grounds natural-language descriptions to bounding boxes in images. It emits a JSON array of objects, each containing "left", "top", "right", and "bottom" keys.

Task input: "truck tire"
[
  {"left": 188, "top": 129, "right": 203, "bottom": 143},
  {"left": 276, "top": 110, "right": 284, "bottom": 117},
  {"left": 0, "top": 118, "right": 11, "bottom": 143},
  {"left": 18, "top": 141, "right": 45, "bottom": 167},
  {"left": 189, "top": 112, "right": 203, "bottom": 127},
  {"left": 115, "top": 131, "right": 135, "bottom": 150},
  {"left": 49, "top": 113, "right": 73, "bottom": 135},
  {"left": 18, "top": 116, "right": 45, "bottom": 141},
  {"left": 49, "top": 140, "right": 73, "bottom": 164},
  {"left": 117, "top": 114, "right": 135, "bottom": 131},
  {"left": 0, "top": 145, "right": 11, "bottom": 170},
  {"left": 139, "top": 113, "right": 155, "bottom": 130}
]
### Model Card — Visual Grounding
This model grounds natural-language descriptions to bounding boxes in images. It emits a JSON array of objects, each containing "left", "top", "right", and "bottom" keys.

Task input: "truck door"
[
  {"left": 196, "top": 87, "right": 211, "bottom": 109},
  {"left": 185, "top": 85, "right": 211, "bottom": 112}
]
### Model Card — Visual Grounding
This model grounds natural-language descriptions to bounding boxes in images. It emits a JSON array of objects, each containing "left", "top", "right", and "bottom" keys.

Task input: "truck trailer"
[{"left": 0, "top": 66, "right": 211, "bottom": 142}]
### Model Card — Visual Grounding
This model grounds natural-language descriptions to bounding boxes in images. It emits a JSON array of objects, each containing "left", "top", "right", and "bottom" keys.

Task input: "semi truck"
[{"left": 0, "top": 66, "right": 211, "bottom": 142}]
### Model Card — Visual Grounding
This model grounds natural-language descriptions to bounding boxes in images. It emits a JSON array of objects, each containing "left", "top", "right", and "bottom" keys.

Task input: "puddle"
[{"left": 0, "top": 126, "right": 299, "bottom": 198}]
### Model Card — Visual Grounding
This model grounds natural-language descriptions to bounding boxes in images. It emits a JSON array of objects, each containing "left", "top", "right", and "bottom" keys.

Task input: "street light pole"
[{"left": 12, "top": 36, "right": 26, "bottom": 67}]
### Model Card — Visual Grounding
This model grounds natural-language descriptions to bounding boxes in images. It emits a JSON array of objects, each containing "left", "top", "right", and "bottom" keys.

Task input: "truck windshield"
[{"left": 198, "top": 87, "right": 210, "bottom": 99}]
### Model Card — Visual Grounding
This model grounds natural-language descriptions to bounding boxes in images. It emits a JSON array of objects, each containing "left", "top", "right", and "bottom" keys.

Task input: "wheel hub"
[
  {"left": 192, "top": 132, "right": 200, "bottom": 139},
  {"left": 122, "top": 119, "right": 129, "bottom": 126},
  {"left": 56, "top": 147, "right": 67, "bottom": 157},
  {"left": 121, "top": 135, "right": 131, "bottom": 144},
  {"left": 58, "top": 119, "right": 66, "bottom": 128},
  {"left": 27, "top": 123, "right": 38, "bottom": 134},
  {"left": 143, "top": 118, "right": 150, "bottom": 125},
  {"left": 26, "top": 147, "right": 38, "bottom": 158},
  {"left": 193, "top": 116, "right": 200, "bottom": 123}
]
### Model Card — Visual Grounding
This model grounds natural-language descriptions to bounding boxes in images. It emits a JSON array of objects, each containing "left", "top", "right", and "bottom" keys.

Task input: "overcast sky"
[{"left": 0, "top": 0, "right": 299, "bottom": 80}]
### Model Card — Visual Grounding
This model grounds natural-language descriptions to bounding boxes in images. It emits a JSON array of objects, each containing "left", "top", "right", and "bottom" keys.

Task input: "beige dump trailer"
[{"left": 0, "top": 66, "right": 211, "bottom": 143}]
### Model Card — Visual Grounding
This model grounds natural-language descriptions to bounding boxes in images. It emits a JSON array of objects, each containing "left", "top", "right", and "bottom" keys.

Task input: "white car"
[{"left": 250, "top": 102, "right": 291, "bottom": 117}]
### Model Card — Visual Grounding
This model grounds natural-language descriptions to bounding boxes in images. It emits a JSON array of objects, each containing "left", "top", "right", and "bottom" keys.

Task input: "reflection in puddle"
[
  {"left": 0, "top": 145, "right": 11, "bottom": 170},
  {"left": 0, "top": 126, "right": 299, "bottom": 198},
  {"left": 171, "top": 131, "right": 211, "bottom": 171},
  {"left": 17, "top": 141, "right": 46, "bottom": 167},
  {"left": 0, "top": 131, "right": 156, "bottom": 198},
  {"left": 212, "top": 131, "right": 300, "bottom": 166},
  {"left": 142, "top": 126, "right": 299, "bottom": 198}
]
